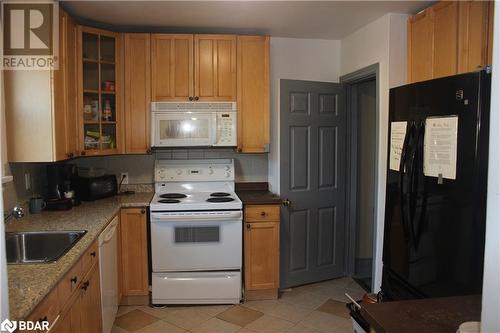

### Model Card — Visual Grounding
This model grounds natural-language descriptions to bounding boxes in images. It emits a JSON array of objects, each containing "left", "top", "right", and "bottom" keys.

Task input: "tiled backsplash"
[
  {"left": 3, "top": 150, "right": 268, "bottom": 212},
  {"left": 72, "top": 149, "right": 268, "bottom": 184}
]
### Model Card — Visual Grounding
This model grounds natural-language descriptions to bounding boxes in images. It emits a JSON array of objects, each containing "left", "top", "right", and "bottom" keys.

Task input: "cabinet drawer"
[
  {"left": 81, "top": 240, "right": 98, "bottom": 274},
  {"left": 245, "top": 205, "right": 280, "bottom": 222},
  {"left": 58, "top": 260, "right": 82, "bottom": 308},
  {"left": 24, "top": 286, "right": 60, "bottom": 332}
]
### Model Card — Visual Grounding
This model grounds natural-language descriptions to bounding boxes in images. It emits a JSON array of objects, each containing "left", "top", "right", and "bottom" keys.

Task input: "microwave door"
[{"left": 154, "top": 112, "right": 214, "bottom": 147}]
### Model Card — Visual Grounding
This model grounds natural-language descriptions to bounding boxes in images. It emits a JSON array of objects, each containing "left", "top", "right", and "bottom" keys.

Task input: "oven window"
[
  {"left": 174, "top": 226, "right": 220, "bottom": 243},
  {"left": 160, "top": 119, "right": 209, "bottom": 140}
]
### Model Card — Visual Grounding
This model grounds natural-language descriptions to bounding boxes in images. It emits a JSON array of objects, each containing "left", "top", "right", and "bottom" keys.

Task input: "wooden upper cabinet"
[
  {"left": 458, "top": 1, "right": 493, "bottom": 73},
  {"left": 77, "top": 26, "right": 123, "bottom": 156},
  {"left": 4, "top": 7, "right": 78, "bottom": 162},
  {"left": 408, "top": 9, "right": 434, "bottom": 83},
  {"left": 124, "top": 33, "right": 151, "bottom": 153},
  {"left": 237, "top": 36, "right": 270, "bottom": 153},
  {"left": 195, "top": 35, "right": 237, "bottom": 101},
  {"left": 431, "top": 2, "right": 459, "bottom": 79},
  {"left": 54, "top": 9, "right": 78, "bottom": 161},
  {"left": 151, "top": 34, "right": 193, "bottom": 101},
  {"left": 408, "top": 1, "right": 494, "bottom": 83}
]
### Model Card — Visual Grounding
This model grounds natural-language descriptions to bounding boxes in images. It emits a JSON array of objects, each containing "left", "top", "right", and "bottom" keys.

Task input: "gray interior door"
[{"left": 280, "top": 79, "right": 347, "bottom": 288}]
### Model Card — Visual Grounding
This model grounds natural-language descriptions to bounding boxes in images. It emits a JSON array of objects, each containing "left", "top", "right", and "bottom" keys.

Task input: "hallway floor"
[{"left": 112, "top": 277, "right": 366, "bottom": 333}]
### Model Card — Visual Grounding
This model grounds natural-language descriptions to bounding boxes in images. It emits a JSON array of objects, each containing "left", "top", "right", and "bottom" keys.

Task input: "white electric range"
[{"left": 150, "top": 159, "right": 243, "bottom": 305}]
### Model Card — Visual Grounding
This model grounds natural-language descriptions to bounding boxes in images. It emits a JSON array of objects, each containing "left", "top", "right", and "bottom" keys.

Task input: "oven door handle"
[{"left": 151, "top": 211, "right": 243, "bottom": 222}]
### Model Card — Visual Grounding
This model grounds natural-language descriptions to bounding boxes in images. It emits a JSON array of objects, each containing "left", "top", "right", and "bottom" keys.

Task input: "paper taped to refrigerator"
[
  {"left": 389, "top": 121, "right": 407, "bottom": 171},
  {"left": 424, "top": 116, "right": 458, "bottom": 180}
]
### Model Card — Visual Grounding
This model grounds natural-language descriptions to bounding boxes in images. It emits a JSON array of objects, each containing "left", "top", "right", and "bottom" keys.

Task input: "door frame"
[{"left": 340, "top": 63, "right": 380, "bottom": 291}]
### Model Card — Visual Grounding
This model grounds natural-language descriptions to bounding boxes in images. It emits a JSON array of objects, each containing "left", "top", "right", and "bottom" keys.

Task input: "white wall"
[
  {"left": 268, "top": 37, "right": 341, "bottom": 193},
  {"left": 481, "top": 3, "right": 500, "bottom": 332},
  {"left": 0, "top": 55, "right": 9, "bottom": 322},
  {"left": 340, "top": 13, "right": 408, "bottom": 292}
]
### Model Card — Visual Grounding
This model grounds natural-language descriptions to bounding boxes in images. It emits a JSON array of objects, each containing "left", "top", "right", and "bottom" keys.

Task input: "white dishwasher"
[{"left": 99, "top": 216, "right": 119, "bottom": 333}]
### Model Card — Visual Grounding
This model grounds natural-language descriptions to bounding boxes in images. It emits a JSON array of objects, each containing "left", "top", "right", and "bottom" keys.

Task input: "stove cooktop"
[{"left": 150, "top": 190, "right": 242, "bottom": 211}]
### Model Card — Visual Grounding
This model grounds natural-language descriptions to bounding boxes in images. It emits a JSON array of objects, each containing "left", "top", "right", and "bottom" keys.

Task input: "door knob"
[{"left": 282, "top": 198, "right": 291, "bottom": 206}]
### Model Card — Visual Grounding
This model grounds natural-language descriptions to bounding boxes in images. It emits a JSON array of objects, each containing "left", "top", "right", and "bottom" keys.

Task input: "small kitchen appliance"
[
  {"left": 150, "top": 159, "right": 242, "bottom": 304},
  {"left": 151, "top": 102, "right": 237, "bottom": 148},
  {"left": 74, "top": 175, "right": 117, "bottom": 201}
]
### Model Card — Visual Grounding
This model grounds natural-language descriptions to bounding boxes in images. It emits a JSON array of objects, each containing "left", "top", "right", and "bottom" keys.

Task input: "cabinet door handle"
[
  {"left": 246, "top": 224, "right": 251, "bottom": 230},
  {"left": 66, "top": 153, "right": 74, "bottom": 158},
  {"left": 81, "top": 281, "right": 89, "bottom": 290},
  {"left": 189, "top": 96, "right": 194, "bottom": 101},
  {"left": 194, "top": 96, "right": 199, "bottom": 101},
  {"left": 141, "top": 209, "right": 146, "bottom": 214},
  {"left": 146, "top": 148, "right": 152, "bottom": 154},
  {"left": 81, "top": 151, "right": 86, "bottom": 156},
  {"left": 70, "top": 276, "right": 78, "bottom": 284},
  {"left": 90, "top": 251, "right": 96, "bottom": 257}
]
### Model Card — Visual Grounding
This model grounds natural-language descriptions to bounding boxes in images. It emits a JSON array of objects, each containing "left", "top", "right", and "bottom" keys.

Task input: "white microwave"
[{"left": 151, "top": 102, "right": 237, "bottom": 147}]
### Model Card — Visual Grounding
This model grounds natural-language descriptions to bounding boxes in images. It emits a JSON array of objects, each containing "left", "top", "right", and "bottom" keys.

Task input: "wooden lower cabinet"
[
  {"left": 244, "top": 204, "right": 280, "bottom": 300},
  {"left": 120, "top": 208, "right": 149, "bottom": 304},
  {"left": 54, "top": 263, "right": 101, "bottom": 333},
  {"left": 79, "top": 263, "right": 102, "bottom": 333},
  {"left": 27, "top": 239, "right": 102, "bottom": 333}
]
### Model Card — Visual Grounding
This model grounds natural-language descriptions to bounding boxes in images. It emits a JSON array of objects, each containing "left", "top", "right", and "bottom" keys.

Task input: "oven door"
[
  {"left": 150, "top": 211, "right": 242, "bottom": 271},
  {"left": 151, "top": 111, "right": 217, "bottom": 147}
]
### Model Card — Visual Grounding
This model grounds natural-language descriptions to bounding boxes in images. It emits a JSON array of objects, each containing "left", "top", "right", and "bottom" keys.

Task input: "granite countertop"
[
  {"left": 6, "top": 192, "right": 153, "bottom": 321},
  {"left": 236, "top": 182, "right": 281, "bottom": 205},
  {"left": 361, "top": 295, "right": 482, "bottom": 333}
]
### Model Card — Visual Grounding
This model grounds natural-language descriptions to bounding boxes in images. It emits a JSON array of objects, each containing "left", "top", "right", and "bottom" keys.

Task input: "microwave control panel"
[{"left": 215, "top": 112, "right": 236, "bottom": 146}]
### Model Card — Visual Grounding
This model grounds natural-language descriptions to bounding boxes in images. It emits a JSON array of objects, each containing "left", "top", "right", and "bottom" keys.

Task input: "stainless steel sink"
[{"left": 6, "top": 230, "right": 87, "bottom": 264}]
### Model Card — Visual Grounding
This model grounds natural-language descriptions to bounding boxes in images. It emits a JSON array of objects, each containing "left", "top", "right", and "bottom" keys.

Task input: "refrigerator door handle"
[
  {"left": 409, "top": 121, "right": 428, "bottom": 248},
  {"left": 399, "top": 121, "right": 416, "bottom": 242}
]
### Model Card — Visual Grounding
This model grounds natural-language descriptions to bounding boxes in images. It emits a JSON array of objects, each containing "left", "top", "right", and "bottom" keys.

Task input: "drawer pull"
[
  {"left": 260, "top": 211, "right": 266, "bottom": 217},
  {"left": 39, "top": 315, "right": 48, "bottom": 322},
  {"left": 81, "top": 281, "right": 90, "bottom": 291},
  {"left": 70, "top": 276, "right": 78, "bottom": 284},
  {"left": 90, "top": 251, "right": 96, "bottom": 257}
]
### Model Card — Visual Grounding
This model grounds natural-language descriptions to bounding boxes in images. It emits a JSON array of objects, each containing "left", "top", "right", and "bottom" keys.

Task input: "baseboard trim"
[
  {"left": 120, "top": 294, "right": 149, "bottom": 305},
  {"left": 245, "top": 289, "right": 278, "bottom": 301}
]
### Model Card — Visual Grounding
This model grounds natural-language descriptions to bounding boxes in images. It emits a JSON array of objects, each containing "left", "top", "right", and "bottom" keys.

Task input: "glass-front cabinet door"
[{"left": 78, "top": 27, "right": 122, "bottom": 155}]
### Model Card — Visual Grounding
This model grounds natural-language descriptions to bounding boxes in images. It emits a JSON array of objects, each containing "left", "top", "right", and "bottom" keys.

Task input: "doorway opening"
[{"left": 341, "top": 64, "right": 379, "bottom": 292}]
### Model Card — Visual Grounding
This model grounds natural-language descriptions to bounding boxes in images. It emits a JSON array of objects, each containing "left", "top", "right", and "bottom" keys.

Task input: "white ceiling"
[{"left": 62, "top": 1, "right": 432, "bottom": 40}]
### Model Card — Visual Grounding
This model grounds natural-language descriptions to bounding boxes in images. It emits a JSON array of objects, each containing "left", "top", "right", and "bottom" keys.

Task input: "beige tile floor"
[{"left": 112, "top": 277, "right": 366, "bottom": 333}]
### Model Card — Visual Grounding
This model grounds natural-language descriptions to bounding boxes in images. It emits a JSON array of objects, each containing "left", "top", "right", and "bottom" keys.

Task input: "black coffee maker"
[{"left": 46, "top": 163, "right": 79, "bottom": 209}]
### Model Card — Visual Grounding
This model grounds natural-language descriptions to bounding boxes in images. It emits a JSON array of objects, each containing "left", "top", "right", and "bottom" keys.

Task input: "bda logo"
[{"left": 0, "top": 319, "right": 17, "bottom": 333}]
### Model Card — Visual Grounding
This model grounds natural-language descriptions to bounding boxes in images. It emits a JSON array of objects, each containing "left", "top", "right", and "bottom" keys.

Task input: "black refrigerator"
[{"left": 381, "top": 69, "right": 491, "bottom": 301}]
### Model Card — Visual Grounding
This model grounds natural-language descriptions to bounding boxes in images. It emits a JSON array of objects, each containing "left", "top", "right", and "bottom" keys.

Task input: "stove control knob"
[
  {"left": 157, "top": 170, "right": 167, "bottom": 180},
  {"left": 224, "top": 165, "right": 230, "bottom": 171},
  {"left": 208, "top": 169, "right": 214, "bottom": 175},
  {"left": 225, "top": 172, "right": 231, "bottom": 178},
  {"left": 176, "top": 169, "right": 183, "bottom": 175}
]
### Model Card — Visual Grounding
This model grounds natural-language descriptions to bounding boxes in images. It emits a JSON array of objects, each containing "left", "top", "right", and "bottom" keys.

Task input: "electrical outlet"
[
  {"left": 120, "top": 172, "right": 129, "bottom": 185},
  {"left": 24, "top": 172, "right": 31, "bottom": 191}
]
